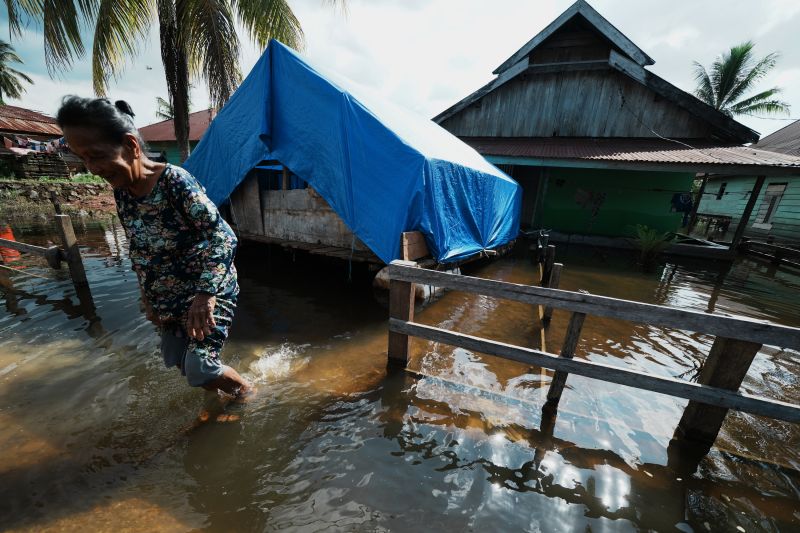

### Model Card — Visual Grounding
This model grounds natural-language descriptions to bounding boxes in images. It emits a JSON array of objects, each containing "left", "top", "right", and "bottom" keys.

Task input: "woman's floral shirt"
[{"left": 115, "top": 164, "right": 238, "bottom": 323}]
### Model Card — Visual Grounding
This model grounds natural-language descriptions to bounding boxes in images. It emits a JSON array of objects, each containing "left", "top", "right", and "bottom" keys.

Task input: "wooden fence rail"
[
  {"left": 385, "top": 259, "right": 800, "bottom": 447},
  {"left": 0, "top": 214, "right": 88, "bottom": 288}
]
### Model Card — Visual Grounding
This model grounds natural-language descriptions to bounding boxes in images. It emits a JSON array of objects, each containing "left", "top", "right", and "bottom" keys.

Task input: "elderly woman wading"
[{"left": 57, "top": 96, "right": 252, "bottom": 399}]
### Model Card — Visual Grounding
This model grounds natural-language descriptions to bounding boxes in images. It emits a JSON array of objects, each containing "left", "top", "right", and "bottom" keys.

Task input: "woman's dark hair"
[{"left": 56, "top": 96, "right": 146, "bottom": 148}]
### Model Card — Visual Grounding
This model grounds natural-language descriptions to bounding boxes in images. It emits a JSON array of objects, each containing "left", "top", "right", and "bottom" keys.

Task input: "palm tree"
[
  {"left": 3, "top": 1, "right": 343, "bottom": 161},
  {"left": 693, "top": 41, "right": 790, "bottom": 117},
  {"left": 0, "top": 40, "right": 33, "bottom": 105}
]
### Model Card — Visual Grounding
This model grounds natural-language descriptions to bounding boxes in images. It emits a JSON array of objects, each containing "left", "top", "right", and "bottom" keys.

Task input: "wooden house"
[
  {"left": 695, "top": 120, "right": 800, "bottom": 246},
  {"left": 139, "top": 109, "right": 215, "bottom": 164},
  {"left": 434, "top": 0, "right": 800, "bottom": 250}
]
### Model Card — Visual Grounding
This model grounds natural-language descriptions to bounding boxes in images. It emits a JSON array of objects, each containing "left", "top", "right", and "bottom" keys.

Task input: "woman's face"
[{"left": 62, "top": 127, "right": 140, "bottom": 190}]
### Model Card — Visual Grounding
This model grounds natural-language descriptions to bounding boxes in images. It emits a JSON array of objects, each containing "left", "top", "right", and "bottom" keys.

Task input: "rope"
[{"left": 0, "top": 264, "right": 53, "bottom": 280}]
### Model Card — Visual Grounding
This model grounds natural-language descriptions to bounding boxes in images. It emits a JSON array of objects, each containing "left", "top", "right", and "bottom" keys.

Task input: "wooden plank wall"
[
  {"left": 440, "top": 70, "right": 713, "bottom": 139},
  {"left": 698, "top": 176, "right": 800, "bottom": 246}
]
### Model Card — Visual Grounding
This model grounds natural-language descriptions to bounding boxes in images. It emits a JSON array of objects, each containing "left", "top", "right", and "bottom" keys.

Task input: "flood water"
[{"left": 1, "top": 215, "right": 800, "bottom": 532}]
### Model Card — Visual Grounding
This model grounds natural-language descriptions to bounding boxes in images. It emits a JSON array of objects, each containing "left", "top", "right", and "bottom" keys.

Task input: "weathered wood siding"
[
  {"left": 260, "top": 187, "right": 370, "bottom": 250},
  {"left": 440, "top": 69, "right": 714, "bottom": 139},
  {"left": 698, "top": 176, "right": 800, "bottom": 245}
]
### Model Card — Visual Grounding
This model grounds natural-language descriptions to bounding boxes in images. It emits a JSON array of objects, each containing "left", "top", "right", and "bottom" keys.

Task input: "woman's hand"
[{"left": 187, "top": 293, "right": 216, "bottom": 341}]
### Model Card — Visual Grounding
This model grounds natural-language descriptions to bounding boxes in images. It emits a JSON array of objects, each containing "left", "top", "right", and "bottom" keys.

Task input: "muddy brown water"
[{"left": 1, "top": 216, "right": 799, "bottom": 532}]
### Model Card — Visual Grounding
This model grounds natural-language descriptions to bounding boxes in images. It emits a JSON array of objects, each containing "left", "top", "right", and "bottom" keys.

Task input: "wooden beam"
[
  {"left": 546, "top": 311, "right": 586, "bottom": 405},
  {"left": 730, "top": 176, "right": 766, "bottom": 251},
  {"left": 0, "top": 238, "right": 52, "bottom": 256},
  {"left": 401, "top": 231, "right": 430, "bottom": 261},
  {"left": 687, "top": 174, "right": 707, "bottom": 232},
  {"left": 542, "top": 262, "right": 562, "bottom": 324},
  {"left": 541, "top": 245, "right": 556, "bottom": 287},
  {"left": 55, "top": 215, "right": 88, "bottom": 288},
  {"left": 281, "top": 167, "right": 289, "bottom": 191},
  {"left": 675, "top": 337, "right": 763, "bottom": 445},
  {"left": 389, "top": 318, "right": 800, "bottom": 423},
  {"left": 387, "top": 261, "right": 418, "bottom": 366},
  {"left": 482, "top": 156, "right": 800, "bottom": 178},
  {"left": 386, "top": 261, "right": 800, "bottom": 350}
]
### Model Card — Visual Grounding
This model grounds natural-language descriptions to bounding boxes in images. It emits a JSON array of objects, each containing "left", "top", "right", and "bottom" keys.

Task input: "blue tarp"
[{"left": 184, "top": 40, "right": 521, "bottom": 264}]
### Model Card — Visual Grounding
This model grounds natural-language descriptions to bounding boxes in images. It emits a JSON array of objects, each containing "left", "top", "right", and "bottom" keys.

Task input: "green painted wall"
[
  {"left": 697, "top": 175, "right": 800, "bottom": 244},
  {"left": 147, "top": 141, "right": 199, "bottom": 164},
  {"left": 539, "top": 167, "right": 693, "bottom": 237}
]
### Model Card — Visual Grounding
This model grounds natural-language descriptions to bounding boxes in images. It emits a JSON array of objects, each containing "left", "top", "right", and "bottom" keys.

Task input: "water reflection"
[{"left": 1, "top": 218, "right": 800, "bottom": 531}]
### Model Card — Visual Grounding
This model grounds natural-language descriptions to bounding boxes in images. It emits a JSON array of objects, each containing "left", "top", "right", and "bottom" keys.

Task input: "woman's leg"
[{"left": 201, "top": 365, "right": 252, "bottom": 396}]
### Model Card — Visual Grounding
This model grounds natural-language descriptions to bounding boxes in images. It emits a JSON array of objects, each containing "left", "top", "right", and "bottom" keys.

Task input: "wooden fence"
[
  {"left": 0, "top": 214, "right": 89, "bottom": 289},
  {"left": 385, "top": 259, "right": 800, "bottom": 447},
  {"left": 741, "top": 240, "right": 800, "bottom": 269}
]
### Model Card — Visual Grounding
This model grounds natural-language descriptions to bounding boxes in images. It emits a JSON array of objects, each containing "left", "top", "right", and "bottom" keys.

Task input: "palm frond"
[
  {"left": 91, "top": 0, "right": 154, "bottom": 95},
  {"left": 232, "top": 0, "right": 304, "bottom": 51},
  {"left": 721, "top": 50, "right": 779, "bottom": 109},
  {"left": 4, "top": 66, "right": 33, "bottom": 83},
  {"left": 692, "top": 61, "right": 715, "bottom": 107},
  {"left": 712, "top": 41, "right": 754, "bottom": 109},
  {"left": 729, "top": 87, "right": 790, "bottom": 116},
  {"left": 3, "top": 0, "right": 41, "bottom": 38},
  {"left": 41, "top": 0, "right": 89, "bottom": 74},
  {"left": 180, "top": 0, "right": 240, "bottom": 107}
]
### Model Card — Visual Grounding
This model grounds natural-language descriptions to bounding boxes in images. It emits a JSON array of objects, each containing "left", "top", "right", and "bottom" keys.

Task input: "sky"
[{"left": 3, "top": 0, "right": 799, "bottom": 140}]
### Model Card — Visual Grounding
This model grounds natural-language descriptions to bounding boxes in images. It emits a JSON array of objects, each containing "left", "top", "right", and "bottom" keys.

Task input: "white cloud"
[{"left": 3, "top": 0, "right": 799, "bottom": 137}]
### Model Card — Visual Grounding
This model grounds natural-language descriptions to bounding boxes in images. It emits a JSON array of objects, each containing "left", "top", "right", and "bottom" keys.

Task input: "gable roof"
[
  {"left": 493, "top": 0, "right": 654, "bottom": 75},
  {"left": 139, "top": 109, "right": 215, "bottom": 142},
  {"left": 0, "top": 105, "right": 61, "bottom": 136},
  {"left": 435, "top": 1, "right": 758, "bottom": 144},
  {"left": 754, "top": 120, "right": 800, "bottom": 157}
]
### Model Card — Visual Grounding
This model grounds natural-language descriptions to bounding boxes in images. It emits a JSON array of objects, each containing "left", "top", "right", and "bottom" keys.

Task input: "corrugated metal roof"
[
  {"left": 754, "top": 120, "right": 800, "bottom": 157},
  {"left": 461, "top": 137, "right": 800, "bottom": 168},
  {"left": 139, "top": 109, "right": 215, "bottom": 142},
  {"left": 0, "top": 105, "right": 61, "bottom": 136}
]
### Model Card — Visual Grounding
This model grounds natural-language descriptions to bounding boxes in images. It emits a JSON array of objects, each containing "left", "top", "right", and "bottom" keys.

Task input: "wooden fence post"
[
  {"left": 541, "top": 245, "right": 556, "bottom": 287},
  {"left": 388, "top": 261, "right": 418, "bottom": 367},
  {"left": 542, "top": 262, "right": 563, "bottom": 325},
  {"left": 546, "top": 311, "right": 586, "bottom": 405},
  {"left": 54, "top": 214, "right": 88, "bottom": 288},
  {"left": 674, "top": 336, "right": 762, "bottom": 445}
]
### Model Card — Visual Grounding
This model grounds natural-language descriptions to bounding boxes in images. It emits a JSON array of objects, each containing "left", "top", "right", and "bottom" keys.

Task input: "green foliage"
[
  {"left": 633, "top": 224, "right": 671, "bottom": 272},
  {"left": 3, "top": 0, "right": 344, "bottom": 161},
  {"left": 693, "top": 41, "right": 790, "bottom": 117},
  {"left": 0, "top": 174, "right": 104, "bottom": 184},
  {"left": 0, "top": 39, "right": 33, "bottom": 104}
]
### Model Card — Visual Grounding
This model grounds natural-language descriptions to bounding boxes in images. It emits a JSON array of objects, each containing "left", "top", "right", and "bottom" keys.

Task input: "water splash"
[{"left": 248, "top": 343, "right": 311, "bottom": 383}]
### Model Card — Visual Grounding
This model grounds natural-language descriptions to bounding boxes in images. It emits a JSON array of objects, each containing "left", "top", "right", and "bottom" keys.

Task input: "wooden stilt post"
[
  {"left": 675, "top": 337, "right": 762, "bottom": 445},
  {"left": 546, "top": 311, "right": 586, "bottom": 405},
  {"left": 388, "top": 260, "right": 418, "bottom": 367},
  {"left": 281, "top": 167, "right": 289, "bottom": 191},
  {"left": 541, "top": 245, "right": 556, "bottom": 287},
  {"left": 730, "top": 176, "right": 765, "bottom": 251},
  {"left": 687, "top": 174, "right": 707, "bottom": 232},
  {"left": 542, "top": 262, "right": 562, "bottom": 325},
  {"left": 54, "top": 214, "right": 88, "bottom": 288},
  {"left": 49, "top": 190, "right": 63, "bottom": 215}
]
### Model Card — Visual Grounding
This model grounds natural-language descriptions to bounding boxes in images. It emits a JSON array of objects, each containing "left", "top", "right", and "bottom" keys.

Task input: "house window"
[
  {"left": 753, "top": 183, "right": 787, "bottom": 228},
  {"left": 716, "top": 182, "right": 727, "bottom": 200}
]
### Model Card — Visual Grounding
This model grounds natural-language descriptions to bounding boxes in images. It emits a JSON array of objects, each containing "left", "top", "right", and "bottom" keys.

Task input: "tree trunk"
[{"left": 158, "top": 0, "right": 191, "bottom": 162}]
